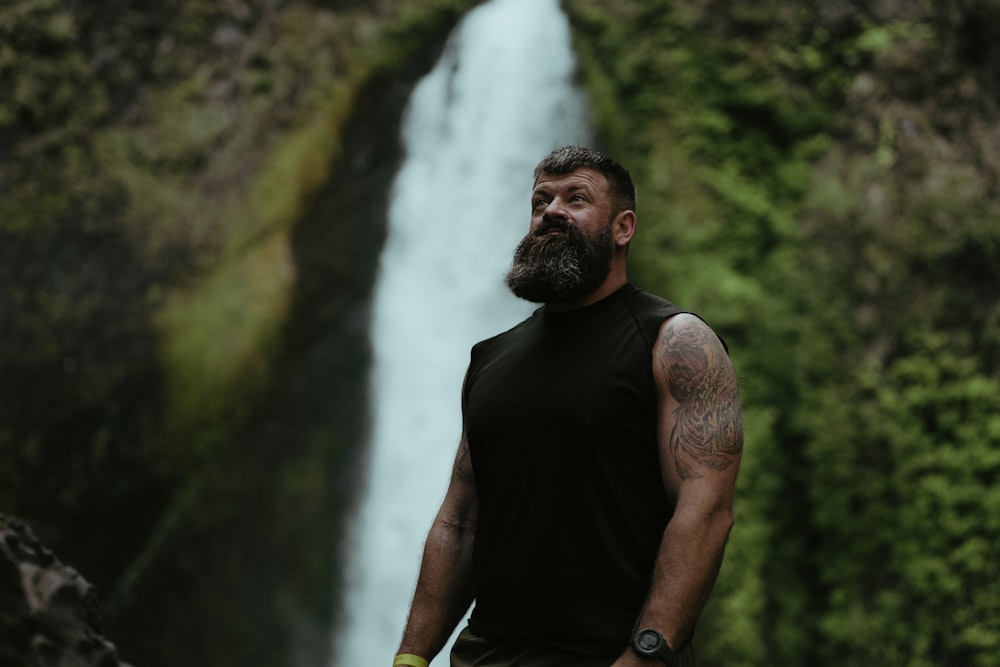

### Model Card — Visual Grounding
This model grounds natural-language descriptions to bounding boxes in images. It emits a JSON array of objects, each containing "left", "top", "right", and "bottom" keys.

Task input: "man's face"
[{"left": 504, "top": 168, "right": 617, "bottom": 304}]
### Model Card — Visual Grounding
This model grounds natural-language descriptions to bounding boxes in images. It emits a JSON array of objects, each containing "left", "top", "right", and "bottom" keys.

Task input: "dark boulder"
[{"left": 0, "top": 515, "right": 131, "bottom": 667}]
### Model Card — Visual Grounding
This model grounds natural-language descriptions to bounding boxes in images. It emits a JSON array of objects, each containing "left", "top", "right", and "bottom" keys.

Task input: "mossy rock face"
[{"left": 1, "top": 1, "right": 476, "bottom": 665}]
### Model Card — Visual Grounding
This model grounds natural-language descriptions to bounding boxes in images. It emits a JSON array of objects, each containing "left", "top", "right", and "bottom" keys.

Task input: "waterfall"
[{"left": 333, "top": 0, "right": 590, "bottom": 664}]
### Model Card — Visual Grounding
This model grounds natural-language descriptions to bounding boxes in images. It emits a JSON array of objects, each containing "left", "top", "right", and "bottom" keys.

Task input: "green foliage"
[
  {"left": 803, "top": 332, "right": 1000, "bottom": 665},
  {"left": 564, "top": 0, "right": 1000, "bottom": 665}
]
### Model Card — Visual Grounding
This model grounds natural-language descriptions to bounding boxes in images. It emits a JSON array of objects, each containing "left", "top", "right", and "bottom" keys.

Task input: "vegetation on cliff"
[
  {"left": 1, "top": 0, "right": 476, "bottom": 665},
  {"left": 565, "top": 0, "right": 1000, "bottom": 665}
]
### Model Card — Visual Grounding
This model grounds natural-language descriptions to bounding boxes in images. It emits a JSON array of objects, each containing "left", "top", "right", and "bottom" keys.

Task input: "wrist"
[
  {"left": 394, "top": 653, "right": 429, "bottom": 667},
  {"left": 631, "top": 628, "right": 676, "bottom": 666}
]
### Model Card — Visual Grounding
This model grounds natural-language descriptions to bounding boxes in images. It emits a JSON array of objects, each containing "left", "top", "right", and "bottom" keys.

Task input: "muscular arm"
[
  {"left": 616, "top": 313, "right": 744, "bottom": 664},
  {"left": 396, "top": 431, "right": 478, "bottom": 662}
]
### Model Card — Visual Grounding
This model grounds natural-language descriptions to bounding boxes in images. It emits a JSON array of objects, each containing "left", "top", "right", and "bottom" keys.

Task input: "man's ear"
[{"left": 613, "top": 210, "right": 637, "bottom": 248}]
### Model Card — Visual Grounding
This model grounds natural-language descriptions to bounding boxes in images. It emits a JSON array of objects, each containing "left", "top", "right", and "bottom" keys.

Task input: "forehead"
[{"left": 532, "top": 168, "right": 610, "bottom": 195}]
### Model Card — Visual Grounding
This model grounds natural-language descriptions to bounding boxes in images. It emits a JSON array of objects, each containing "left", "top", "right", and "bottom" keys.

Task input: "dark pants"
[{"left": 450, "top": 627, "right": 697, "bottom": 667}]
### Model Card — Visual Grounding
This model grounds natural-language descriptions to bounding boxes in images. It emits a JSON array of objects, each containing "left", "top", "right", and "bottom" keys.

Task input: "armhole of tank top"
[{"left": 620, "top": 291, "right": 685, "bottom": 352}]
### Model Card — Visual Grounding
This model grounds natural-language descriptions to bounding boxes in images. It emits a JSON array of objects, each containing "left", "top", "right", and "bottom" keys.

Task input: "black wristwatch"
[{"left": 632, "top": 628, "right": 676, "bottom": 665}]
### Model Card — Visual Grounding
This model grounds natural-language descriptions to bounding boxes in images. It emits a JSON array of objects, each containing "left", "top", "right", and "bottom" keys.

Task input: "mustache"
[{"left": 532, "top": 217, "right": 573, "bottom": 238}]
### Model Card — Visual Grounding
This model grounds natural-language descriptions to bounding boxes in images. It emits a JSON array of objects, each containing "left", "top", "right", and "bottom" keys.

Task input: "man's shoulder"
[
  {"left": 650, "top": 307, "right": 731, "bottom": 357},
  {"left": 623, "top": 285, "right": 729, "bottom": 354}
]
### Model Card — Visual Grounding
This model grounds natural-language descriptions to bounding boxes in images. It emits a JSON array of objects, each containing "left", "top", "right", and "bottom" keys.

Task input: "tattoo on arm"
[{"left": 661, "top": 319, "right": 744, "bottom": 480}]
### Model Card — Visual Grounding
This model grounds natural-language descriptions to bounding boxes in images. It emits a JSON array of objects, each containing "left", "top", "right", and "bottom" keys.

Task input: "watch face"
[{"left": 635, "top": 629, "right": 663, "bottom": 655}]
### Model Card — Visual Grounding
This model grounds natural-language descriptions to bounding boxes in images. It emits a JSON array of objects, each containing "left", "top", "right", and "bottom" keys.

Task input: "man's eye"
[{"left": 533, "top": 199, "right": 548, "bottom": 209}]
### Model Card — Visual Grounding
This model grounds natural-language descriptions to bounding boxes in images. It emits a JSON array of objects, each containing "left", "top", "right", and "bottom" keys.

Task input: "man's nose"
[{"left": 542, "top": 196, "right": 570, "bottom": 221}]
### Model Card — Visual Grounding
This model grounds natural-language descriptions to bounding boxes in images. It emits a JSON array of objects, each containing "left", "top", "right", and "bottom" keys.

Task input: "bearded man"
[{"left": 393, "top": 146, "right": 743, "bottom": 667}]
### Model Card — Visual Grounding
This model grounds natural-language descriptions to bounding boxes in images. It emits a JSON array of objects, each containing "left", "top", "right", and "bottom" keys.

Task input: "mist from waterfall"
[{"left": 333, "top": 0, "right": 590, "bottom": 663}]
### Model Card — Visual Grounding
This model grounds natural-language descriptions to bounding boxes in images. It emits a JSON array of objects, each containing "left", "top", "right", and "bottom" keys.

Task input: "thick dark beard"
[{"left": 504, "top": 220, "right": 615, "bottom": 304}]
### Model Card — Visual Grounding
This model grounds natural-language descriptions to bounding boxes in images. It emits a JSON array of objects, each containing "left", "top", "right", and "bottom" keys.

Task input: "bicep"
[{"left": 654, "top": 314, "right": 744, "bottom": 497}]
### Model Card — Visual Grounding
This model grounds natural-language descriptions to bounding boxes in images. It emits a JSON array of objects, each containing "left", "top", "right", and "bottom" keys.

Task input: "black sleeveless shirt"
[{"left": 462, "top": 283, "right": 685, "bottom": 656}]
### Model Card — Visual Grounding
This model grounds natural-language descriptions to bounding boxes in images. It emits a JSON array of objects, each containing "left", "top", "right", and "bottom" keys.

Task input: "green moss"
[
  {"left": 148, "top": 0, "right": 477, "bottom": 460},
  {"left": 3, "top": 1, "right": 482, "bottom": 665},
  {"left": 157, "top": 231, "right": 294, "bottom": 460}
]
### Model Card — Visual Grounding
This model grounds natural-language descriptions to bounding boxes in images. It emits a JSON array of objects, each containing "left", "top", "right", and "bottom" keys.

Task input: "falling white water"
[{"left": 333, "top": 0, "right": 590, "bottom": 664}]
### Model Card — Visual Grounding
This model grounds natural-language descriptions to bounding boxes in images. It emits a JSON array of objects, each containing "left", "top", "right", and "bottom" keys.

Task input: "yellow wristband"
[{"left": 394, "top": 654, "right": 429, "bottom": 667}]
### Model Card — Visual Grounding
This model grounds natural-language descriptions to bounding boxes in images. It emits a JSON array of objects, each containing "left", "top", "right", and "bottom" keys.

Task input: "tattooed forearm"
[{"left": 661, "top": 317, "right": 744, "bottom": 480}]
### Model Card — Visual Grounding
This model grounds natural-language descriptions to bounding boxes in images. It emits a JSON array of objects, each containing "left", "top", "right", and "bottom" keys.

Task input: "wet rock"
[{"left": 0, "top": 514, "right": 131, "bottom": 667}]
